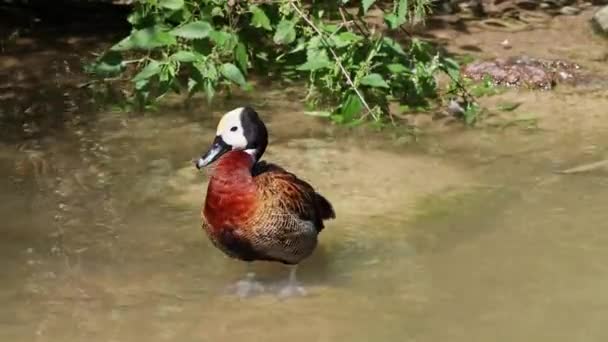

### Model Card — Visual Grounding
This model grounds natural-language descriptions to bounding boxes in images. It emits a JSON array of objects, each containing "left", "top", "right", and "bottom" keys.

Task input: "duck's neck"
[
  {"left": 210, "top": 150, "right": 255, "bottom": 180},
  {"left": 204, "top": 151, "right": 258, "bottom": 228}
]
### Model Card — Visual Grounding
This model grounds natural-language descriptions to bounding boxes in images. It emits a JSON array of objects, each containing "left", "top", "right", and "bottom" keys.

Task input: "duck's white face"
[
  {"left": 216, "top": 107, "right": 248, "bottom": 150},
  {"left": 196, "top": 106, "right": 268, "bottom": 169}
]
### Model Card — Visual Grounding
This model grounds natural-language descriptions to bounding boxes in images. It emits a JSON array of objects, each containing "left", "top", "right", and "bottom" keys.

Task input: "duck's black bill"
[{"left": 195, "top": 136, "right": 231, "bottom": 169}]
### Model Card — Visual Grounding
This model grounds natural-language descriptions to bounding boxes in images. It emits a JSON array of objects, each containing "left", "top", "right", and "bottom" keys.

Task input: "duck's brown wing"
[{"left": 252, "top": 161, "right": 335, "bottom": 232}]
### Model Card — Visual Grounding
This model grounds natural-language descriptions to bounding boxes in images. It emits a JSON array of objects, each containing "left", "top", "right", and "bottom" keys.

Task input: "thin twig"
[
  {"left": 337, "top": 7, "right": 359, "bottom": 34},
  {"left": 289, "top": 1, "right": 372, "bottom": 116},
  {"left": 339, "top": 5, "right": 371, "bottom": 39},
  {"left": 338, "top": 7, "right": 349, "bottom": 26},
  {"left": 558, "top": 159, "right": 608, "bottom": 174},
  {"left": 398, "top": 25, "right": 414, "bottom": 39},
  {"left": 438, "top": 63, "right": 475, "bottom": 102}
]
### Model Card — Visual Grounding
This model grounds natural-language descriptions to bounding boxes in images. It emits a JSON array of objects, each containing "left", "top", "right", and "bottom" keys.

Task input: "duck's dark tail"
[{"left": 315, "top": 193, "right": 336, "bottom": 221}]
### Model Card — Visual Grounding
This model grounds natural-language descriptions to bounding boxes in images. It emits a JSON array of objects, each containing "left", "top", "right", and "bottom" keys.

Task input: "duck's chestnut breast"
[{"left": 203, "top": 151, "right": 258, "bottom": 231}]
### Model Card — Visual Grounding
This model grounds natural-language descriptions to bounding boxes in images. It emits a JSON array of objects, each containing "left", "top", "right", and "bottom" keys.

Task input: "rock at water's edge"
[{"left": 592, "top": 6, "right": 608, "bottom": 36}]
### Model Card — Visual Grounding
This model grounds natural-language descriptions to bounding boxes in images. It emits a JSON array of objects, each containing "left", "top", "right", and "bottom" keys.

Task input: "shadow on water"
[
  {"left": 0, "top": 3, "right": 129, "bottom": 144},
  {"left": 2, "top": 4, "right": 608, "bottom": 342}
]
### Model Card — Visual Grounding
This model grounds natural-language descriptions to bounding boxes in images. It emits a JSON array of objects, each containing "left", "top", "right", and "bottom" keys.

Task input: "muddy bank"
[{"left": 462, "top": 56, "right": 583, "bottom": 89}]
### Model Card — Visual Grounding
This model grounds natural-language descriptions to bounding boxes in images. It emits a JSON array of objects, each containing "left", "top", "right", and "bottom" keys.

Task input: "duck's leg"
[
  {"left": 230, "top": 263, "right": 265, "bottom": 298},
  {"left": 278, "top": 264, "right": 307, "bottom": 298}
]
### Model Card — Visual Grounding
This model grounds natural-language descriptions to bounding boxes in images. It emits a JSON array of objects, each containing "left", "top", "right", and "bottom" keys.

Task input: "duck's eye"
[{"left": 230, "top": 126, "right": 238, "bottom": 132}]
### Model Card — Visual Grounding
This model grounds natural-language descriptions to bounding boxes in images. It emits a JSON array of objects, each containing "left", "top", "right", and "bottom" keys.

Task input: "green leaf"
[
  {"left": 360, "top": 73, "right": 389, "bottom": 88},
  {"left": 157, "top": 80, "right": 172, "bottom": 99},
  {"left": 289, "top": 39, "right": 307, "bottom": 54},
  {"left": 211, "top": 6, "right": 224, "bottom": 17},
  {"left": 250, "top": 5, "right": 272, "bottom": 31},
  {"left": 206, "top": 63, "right": 218, "bottom": 81},
  {"left": 204, "top": 80, "right": 215, "bottom": 102},
  {"left": 384, "top": 0, "right": 409, "bottom": 29},
  {"left": 331, "top": 115, "right": 345, "bottom": 124},
  {"left": 382, "top": 37, "right": 405, "bottom": 55},
  {"left": 159, "top": 0, "right": 184, "bottom": 10},
  {"left": 385, "top": 0, "right": 410, "bottom": 30},
  {"left": 384, "top": 13, "right": 399, "bottom": 30},
  {"left": 397, "top": 0, "right": 408, "bottom": 23},
  {"left": 307, "top": 35, "right": 323, "bottom": 50},
  {"left": 362, "top": 0, "right": 375, "bottom": 14},
  {"left": 171, "top": 21, "right": 212, "bottom": 39},
  {"left": 187, "top": 77, "right": 198, "bottom": 93},
  {"left": 112, "top": 26, "right": 176, "bottom": 50},
  {"left": 132, "top": 60, "right": 162, "bottom": 82},
  {"left": 159, "top": 65, "right": 171, "bottom": 83},
  {"left": 234, "top": 42, "right": 249, "bottom": 72},
  {"left": 274, "top": 19, "right": 296, "bottom": 45},
  {"left": 442, "top": 57, "right": 460, "bottom": 72},
  {"left": 194, "top": 61, "right": 218, "bottom": 81},
  {"left": 464, "top": 102, "right": 480, "bottom": 125},
  {"left": 387, "top": 63, "right": 409, "bottom": 74},
  {"left": 135, "top": 78, "right": 149, "bottom": 91},
  {"left": 332, "top": 31, "right": 362, "bottom": 48},
  {"left": 256, "top": 51, "right": 269, "bottom": 61},
  {"left": 297, "top": 49, "right": 331, "bottom": 71},
  {"left": 339, "top": 94, "right": 363, "bottom": 122},
  {"left": 88, "top": 51, "right": 123, "bottom": 76},
  {"left": 170, "top": 51, "right": 198, "bottom": 62},
  {"left": 209, "top": 30, "right": 237, "bottom": 50},
  {"left": 321, "top": 23, "right": 340, "bottom": 34},
  {"left": 306, "top": 39, "right": 325, "bottom": 58},
  {"left": 441, "top": 57, "right": 461, "bottom": 81},
  {"left": 220, "top": 63, "right": 246, "bottom": 86},
  {"left": 127, "top": 10, "right": 148, "bottom": 27},
  {"left": 296, "top": 60, "right": 331, "bottom": 71}
]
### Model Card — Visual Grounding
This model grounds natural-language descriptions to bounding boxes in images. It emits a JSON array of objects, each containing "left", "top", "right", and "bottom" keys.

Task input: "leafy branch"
[
  {"left": 288, "top": 1, "right": 373, "bottom": 118},
  {"left": 86, "top": 0, "right": 474, "bottom": 125}
]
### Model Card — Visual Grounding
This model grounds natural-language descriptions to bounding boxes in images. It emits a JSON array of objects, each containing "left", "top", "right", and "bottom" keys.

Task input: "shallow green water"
[{"left": 2, "top": 95, "right": 608, "bottom": 341}]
